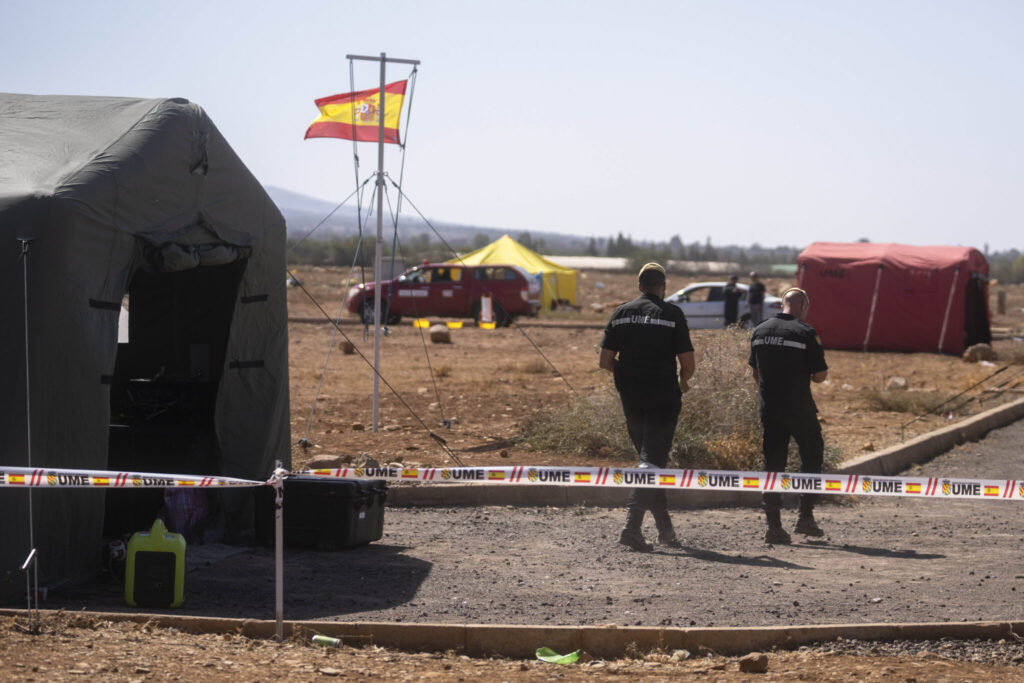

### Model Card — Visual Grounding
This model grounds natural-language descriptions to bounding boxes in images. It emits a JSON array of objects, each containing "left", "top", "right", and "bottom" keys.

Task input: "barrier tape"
[
  {"left": 3, "top": 463, "right": 1024, "bottom": 502},
  {"left": 298, "top": 465, "right": 1024, "bottom": 502},
  {"left": 0, "top": 466, "right": 263, "bottom": 489}
]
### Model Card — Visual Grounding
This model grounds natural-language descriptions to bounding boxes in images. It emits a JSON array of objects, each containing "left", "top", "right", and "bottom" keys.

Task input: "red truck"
[{"left": 346, "top": 263, "right": 542, "bottom": 326}]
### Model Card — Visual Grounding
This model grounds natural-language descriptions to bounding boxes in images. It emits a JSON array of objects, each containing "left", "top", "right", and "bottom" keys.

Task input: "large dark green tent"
[{"left": 0, "top": 94, "right": 289, "bottom": 602}]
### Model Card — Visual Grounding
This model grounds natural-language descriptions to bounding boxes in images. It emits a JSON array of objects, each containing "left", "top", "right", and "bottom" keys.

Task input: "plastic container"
[
  {"left": 355, "top": 480, "right": 388, "bottom": 545},
  {"left": 125, "top": 518, "right": 186, "bottom": 608},
  {"left": 255, "top": 478, "right": 386, "bottom": 550}
]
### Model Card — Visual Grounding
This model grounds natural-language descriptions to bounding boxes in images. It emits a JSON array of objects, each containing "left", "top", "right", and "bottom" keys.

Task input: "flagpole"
[
  {"left": 372, "top": 52, "right": 386, "bottom": 432},
  {"left": 346, "top": 53, "right": 419, "bottom": 432}
]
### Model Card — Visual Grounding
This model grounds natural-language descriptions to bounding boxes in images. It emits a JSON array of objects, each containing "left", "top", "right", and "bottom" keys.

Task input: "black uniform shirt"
[
  {"left": 748, "top": 313, "right": 828, "bottom": 419},
  {"left": 747, "top": 281, "right": 766, "bottom": 304},
  {"left": 722, "top": 283, "right": 742, "bottom": 321},
  {"left": 601, "top": 293, "right": 694, "bottom": 397}
]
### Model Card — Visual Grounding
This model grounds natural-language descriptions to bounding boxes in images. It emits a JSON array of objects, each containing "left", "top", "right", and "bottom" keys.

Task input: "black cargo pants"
[
  {"left": 619, "top": 388, "right": 682, "bottom": 518},
  {"left": 761, "top": 411, "right": 824, "bottom": 514}
]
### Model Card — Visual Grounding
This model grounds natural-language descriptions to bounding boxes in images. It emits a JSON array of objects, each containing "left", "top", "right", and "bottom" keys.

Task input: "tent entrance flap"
[
  {"left": 104, "top": 259, "right": 246, "bottom": 539},
  {"left": 964, "top": 274, "right": 991, "bottom": 349}
]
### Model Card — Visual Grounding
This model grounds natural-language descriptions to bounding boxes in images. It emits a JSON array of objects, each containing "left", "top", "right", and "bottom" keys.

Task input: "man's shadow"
[
  {"left": 793, "top": 539, "right": 945, "bottom": 560},
  {"left": 661, "top": 544, "right": 813, "bottom": 570}
]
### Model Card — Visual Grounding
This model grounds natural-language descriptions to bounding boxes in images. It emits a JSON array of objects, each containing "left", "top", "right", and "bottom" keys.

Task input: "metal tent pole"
[
  {"left": 862, "top": 264, "right": 883, "bottom": 351},
  {"left": 18, "top": 236, "right": 39, "bottom": 631},
  {"left": 938, "top": 268, "right": 960, "bottom": 353}
]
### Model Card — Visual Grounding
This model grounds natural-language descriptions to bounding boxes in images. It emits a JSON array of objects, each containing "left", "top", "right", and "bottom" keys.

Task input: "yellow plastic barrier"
[
  {"left": 446, "top": 321, "right": 463, "bottom": 329},
  {"left": 413, "top": 319, "right": 430, "bottom": 328},
  {"left": 478, "top": 321, "right": 496, "bottom": 330}
]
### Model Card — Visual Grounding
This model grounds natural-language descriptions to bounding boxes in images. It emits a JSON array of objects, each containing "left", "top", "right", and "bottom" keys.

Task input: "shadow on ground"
[{"left": 39, "top": 543, "right": 431, "bottom": 621}]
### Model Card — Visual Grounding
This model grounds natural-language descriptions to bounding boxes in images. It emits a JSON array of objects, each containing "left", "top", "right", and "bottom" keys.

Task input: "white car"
[{"left": 664, "top": 282, "right": 783, "bottom": 329}]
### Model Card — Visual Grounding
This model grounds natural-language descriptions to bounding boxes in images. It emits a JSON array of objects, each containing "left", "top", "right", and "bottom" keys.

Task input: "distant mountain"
[{"left": 264, "top": 185, "right": 591, "bottom": 252}]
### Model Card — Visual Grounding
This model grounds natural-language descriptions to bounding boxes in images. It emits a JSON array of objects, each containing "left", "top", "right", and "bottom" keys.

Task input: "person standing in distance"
[
  {"left": 747, "top": 272, "right": 766, "bottom": 326},
  {"left": 722, "top": 275, "right": 742, "bottom": 327},
  {"left": 748, "top": 288, "right": 829, "bottom": 544},
  {"left": 599, "top": 263, "right": 696, "bottom": 552}
]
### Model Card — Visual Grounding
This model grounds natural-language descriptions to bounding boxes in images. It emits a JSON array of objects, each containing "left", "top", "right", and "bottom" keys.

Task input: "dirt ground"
[
  {"left": 4, "top": 268, "right": 1024, "bottom": 681},
  {"left": 284, "top": 267, "right": 1024, "bottom": 472},
  {"left": 8, "top": 420, "right": 1024, "bottom": 679},
  {"left": 4, "top": 615, "right": 1024, "bottom": 682}
]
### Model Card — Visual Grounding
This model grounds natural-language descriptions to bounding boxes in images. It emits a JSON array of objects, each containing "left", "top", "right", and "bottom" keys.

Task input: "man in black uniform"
[
  {"left": 600, "top": 263, "right": 696, "bottom": 551},
  {"left": 747, "top": 272, "right": 766, "bottom": 326},
  {"left": 723, "top": 275, "right": 742, "bottom": 327},
  {"left": 748, "top": 288, "right": 829, "bottom": 544}
]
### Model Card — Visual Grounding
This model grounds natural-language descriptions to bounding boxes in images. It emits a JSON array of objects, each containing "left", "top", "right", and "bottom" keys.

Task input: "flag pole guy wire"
[
  {"left": 900, "top": 364, "right": 1008, "bottom": 441},
  {"left": 346, "top": 52, "right": 420, "bottom": 432},
  {"left": 289, "top": 279, "right": 464, "bottom": 466},
  {"left": 18, "top": 236, "right": 40, "bottom": 632}
]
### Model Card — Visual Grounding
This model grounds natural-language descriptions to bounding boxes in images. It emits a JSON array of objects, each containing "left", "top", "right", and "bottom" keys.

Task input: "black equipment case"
[{"left": 256, "top": 477, "right": 387, "bottom": 550}]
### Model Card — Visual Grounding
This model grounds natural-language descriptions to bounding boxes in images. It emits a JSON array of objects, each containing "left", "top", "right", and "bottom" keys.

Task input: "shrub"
[
  {"left": 523, "top": 327, "right": 844, "bottom": 470},
  {"left": 858, "top": 388, "right": 956, "bottom": 414},
  {"left": 1001, "top": 346, "right": 1024, "bottom": 366}
]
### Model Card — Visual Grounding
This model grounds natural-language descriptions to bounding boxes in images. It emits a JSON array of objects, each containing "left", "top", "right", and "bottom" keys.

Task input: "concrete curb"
[
  {"left": 4, "top": 609, "right": 1022, "bottom": 658},
  {"left": 387, "top": 396, "right": 1024, "bottom": 509},
  {"left": 839, "top": 396, "right": 1024, "bottom": 475}
]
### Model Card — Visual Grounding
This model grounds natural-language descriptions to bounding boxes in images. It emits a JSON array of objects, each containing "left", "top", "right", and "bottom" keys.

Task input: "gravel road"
[{"left": 48, "top": 418, "right": 1024, "bottom": 635}]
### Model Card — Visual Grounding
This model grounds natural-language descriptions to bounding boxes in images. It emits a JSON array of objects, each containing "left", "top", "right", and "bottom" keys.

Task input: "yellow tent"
[{"left": 452, "top": 234, "right": 578, "bottom": 309}]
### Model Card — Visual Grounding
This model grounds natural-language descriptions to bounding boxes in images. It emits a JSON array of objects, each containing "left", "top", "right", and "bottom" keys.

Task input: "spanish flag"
[
  {"left": 488, "top": 470, "right": 505, "bottom": 481},
  {"left": 825, "top": 480, "right": 842, "bottom": 491},
  {"left": 984, "top": 485, "right": 1000, "bottom": 497},
  {"left": 905, "top": 482, "right": 922, "bottom": 494},
  {"left": 659, "top": 474, "right": 675, "bottom": 486},
  {"left": 305, "top": 81, "right": 408, "bottom": 144},
  {"left": 743, "top": 477, "right": 760, "bottom": 489},
  {"left": 402, "top": 469, "right": 419, "bottom": 479},
  {"left": 574, "top": 472, "right": 591, "bottom": 484}
]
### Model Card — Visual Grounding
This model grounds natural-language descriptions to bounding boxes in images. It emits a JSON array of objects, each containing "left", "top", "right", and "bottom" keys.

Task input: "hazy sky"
[{"left": 3, "top": 0, "right": 1021, "bottom": 251}]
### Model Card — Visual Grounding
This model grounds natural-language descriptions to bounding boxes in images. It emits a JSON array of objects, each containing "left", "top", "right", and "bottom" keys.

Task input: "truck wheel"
[
  {"left": 361, "top": 298, "right": 375, "bottom": 325},
  {"left": 494, "top": 305, "right": 512, "bottom": 327}
]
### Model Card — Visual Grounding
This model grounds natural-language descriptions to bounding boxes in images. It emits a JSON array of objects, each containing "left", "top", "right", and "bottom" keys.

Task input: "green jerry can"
[{"left": 125, "top": 518, "right": 186, "bottom": 608}]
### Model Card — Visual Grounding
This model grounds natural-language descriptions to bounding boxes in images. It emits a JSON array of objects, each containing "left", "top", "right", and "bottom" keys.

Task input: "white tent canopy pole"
[
  {"left": 938, "top": 267, "right": 960, "bottom": 353},
  {"left": 862, "top": 264, "right": 883, "bottom": 351}
]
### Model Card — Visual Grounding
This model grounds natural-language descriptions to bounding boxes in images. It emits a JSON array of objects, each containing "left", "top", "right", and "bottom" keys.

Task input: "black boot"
[
  {"left": 619, "top": 507, "right": 653, "bottom": 552},
  {"left": 794, "top": 495, "right": 824, "bottom": 537},
  {"left": 652, "top": 509, "right": 682, "bottom": 548},
  {"left": 763, "top": 506, "right": 791, "bottom": 545}
]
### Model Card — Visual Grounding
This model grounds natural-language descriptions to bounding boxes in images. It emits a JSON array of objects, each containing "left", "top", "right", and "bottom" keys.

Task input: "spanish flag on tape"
[{"left": 305, "top": 81, "right": 408, "bottom": 144}]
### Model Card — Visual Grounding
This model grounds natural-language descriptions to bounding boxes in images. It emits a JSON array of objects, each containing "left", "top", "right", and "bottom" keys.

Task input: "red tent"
[{"left": 796, "top": 243, "right": 990, "bottom": 354}]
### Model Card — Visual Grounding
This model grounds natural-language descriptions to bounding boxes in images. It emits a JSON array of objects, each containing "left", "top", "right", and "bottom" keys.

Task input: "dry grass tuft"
[
  {"left": 523, "top": 327, "right": 844, "bottom": 469},
  {"left": 858, "top": 388, "right": 955, "bottom": 414},
  {"left": 520, "top": 359, "right": 550, "bottom": 374},
  {"left": 1001, "top": 346, "right": 1024, "bottom": 366}
]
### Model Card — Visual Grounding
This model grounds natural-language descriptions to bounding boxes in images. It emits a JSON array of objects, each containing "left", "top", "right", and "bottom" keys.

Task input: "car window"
[
  {"left": 685, "top": 286, "right": 723, "bottom": 303},
  {"left": 400, "top": 268, "right": 425, "bottom": 283},
  {"left": 422, "top": 267, "right": 463, "bottom": 283}
]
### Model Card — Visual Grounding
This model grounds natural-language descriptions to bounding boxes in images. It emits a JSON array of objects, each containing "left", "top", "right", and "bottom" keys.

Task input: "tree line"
[{"left": 286, "top": 231, "right": 800, "bottom": 268}]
